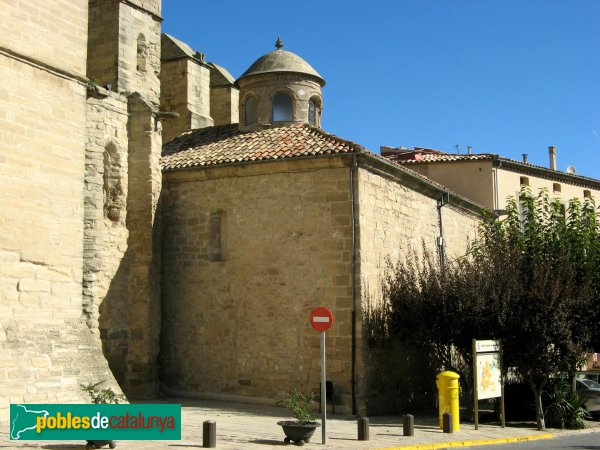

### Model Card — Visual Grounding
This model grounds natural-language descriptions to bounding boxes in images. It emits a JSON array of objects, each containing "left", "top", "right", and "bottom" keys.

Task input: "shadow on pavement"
[
  {"left": 42, "top": 446, "right": 86, "bottom": 449},
  {"left": 248, "top": 439, "right": 286, "bottom": 446}
]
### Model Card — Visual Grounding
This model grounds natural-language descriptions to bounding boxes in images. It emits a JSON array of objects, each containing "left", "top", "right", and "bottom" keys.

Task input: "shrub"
[
  {"left": 276, "top": 389, "right": 316, "bottom": 424},
  {"left": 80, "top": 381, "right": 126, "bottom": 404},
  {"left": 544, "top": 378, "right": 588, "bottom": 429}
]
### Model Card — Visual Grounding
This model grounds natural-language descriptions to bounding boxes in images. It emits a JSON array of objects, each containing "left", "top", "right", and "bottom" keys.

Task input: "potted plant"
[
  {"left": 80, "top": 381, "right": 126, "bottom": 449},
  {"left": 276, "top": 389, "right": 321, "bottom": 446}
]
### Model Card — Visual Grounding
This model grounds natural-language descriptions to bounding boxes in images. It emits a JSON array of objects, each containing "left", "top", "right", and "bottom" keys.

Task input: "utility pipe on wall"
[
  {"left": 350, "top": 155, "right": 358, "bottom": 415},
  {"left": 437, "top": 193, "right": 448, "bottom": 271}
]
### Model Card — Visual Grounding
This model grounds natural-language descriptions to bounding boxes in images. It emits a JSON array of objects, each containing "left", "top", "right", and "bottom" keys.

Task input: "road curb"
[{"left": 375, "top": 433, "right": 554, "bottom": 450}]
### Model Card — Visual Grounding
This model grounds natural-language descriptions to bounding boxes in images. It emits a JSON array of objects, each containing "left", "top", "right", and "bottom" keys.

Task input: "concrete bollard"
[
  {"left": 403, "top": 414, "right": 414, "bottom": 436},
  {"left": 442, "top": 413, "right": 453, "bottom": 434},
  {"left": 357, "top": 416, "right": 369, "bottom": 440},
  {"left": 203, "top": 420, "right": 216, "bottom": 448}
]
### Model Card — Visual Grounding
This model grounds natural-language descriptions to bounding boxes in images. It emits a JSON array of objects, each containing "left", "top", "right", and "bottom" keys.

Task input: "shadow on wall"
[
  {"left": 366, "top": 340, "right": 438, "bottom": 415},
  {"left": 98, "top": 249, "right": 131, "bottom": 387},
  {"left": 97, "top": 190, "right": 163, "bottom": 397}
]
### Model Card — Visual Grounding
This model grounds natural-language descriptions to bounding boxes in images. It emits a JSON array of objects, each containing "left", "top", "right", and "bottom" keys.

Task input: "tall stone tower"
[
  {"left": 0, "top": 0, "right": 123, "bottom": 425},
  {"left": 160, "top": 34, "right": 213, "bottom": 142},
  {"left": 160, "top": 34, "right": 239, "bottom": 142},
  {"left": 237, "top": 38, "right": 325, "bottom": 131},
  {"left": 85, "top": 0, "right": 163, "bottom": 399},
  {"left": 87, "top": 0, "right": 161, "bottom": 104}
]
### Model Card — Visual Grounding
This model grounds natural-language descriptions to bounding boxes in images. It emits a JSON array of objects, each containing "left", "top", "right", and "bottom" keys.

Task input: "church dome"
[
  {"left": 238, "top": 39, "right": 325, "bottom": 87},
  {"left": 237, "top": 38, "right": 325, "bottom": 131}
]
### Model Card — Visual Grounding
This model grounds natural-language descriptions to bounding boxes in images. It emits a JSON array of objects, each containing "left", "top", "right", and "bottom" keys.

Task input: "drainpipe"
[
  {"left": 350, "top": 155, "right": 358, "bottom": 415},
  {"left": 437, "top": 193, "right": 448, "bottom": 271}
]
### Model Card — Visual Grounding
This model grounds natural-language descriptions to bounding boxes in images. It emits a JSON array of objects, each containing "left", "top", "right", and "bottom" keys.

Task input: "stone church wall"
[
  {"left": 123, "top": 94, "right": 163, "bottom": 398},
  {"left": 160, "top": 57, "right": 213, "bottom": 143},
  {"left": 116, "top": 0, "right": 161, "bottom": 103},
  {"left": 0, "top": 1, "right": 120, "bottom": 425},
  {"left": 210, "top": 85, "right": 239, "bottom": 127},
  {"left": 355, "top": 162, "right": 481, "bottom": 414},
  {"left": 88, "top": 0, "right": 161, "bottom": 105},
  {"left": 83, "top": 89, "right": 131, "bottom": 386},
  {"left": 0, "top": 0, "right": 88, "bottom": 76},
  {"left": 161, "top": 158, "right": 356, "bottom": 412}
]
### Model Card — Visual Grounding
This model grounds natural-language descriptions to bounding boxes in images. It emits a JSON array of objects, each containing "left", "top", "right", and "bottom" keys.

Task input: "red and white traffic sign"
[{"left": 310, "top": 307, "right": 334, "bottom": 332}]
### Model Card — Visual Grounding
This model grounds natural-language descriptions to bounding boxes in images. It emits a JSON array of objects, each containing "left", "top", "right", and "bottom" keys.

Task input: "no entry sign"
[
  {"left": 310, "top": 306, "right": 334, "bottom": 444},
  {"left": 310, "top": 307, "right": 333, "bottom": 332}
]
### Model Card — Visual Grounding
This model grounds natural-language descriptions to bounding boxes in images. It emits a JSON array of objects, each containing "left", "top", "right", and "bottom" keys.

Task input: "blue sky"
[{"left": 162, "top": 1, "right": 600, "bottom": 180}]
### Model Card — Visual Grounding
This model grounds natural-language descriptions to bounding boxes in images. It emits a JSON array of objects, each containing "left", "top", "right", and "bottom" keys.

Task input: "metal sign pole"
[
  {"left": 499, "top": 341, "right": 505, "bottom": 428},
  {"left": 321, "top": 330, "right": 327, "bottom": 445},
  {"left": 310, "top": 306, "right": 333, "bottom": 446},
  {"left": 472, "top": 339, "right": 479, "bottom": 430}
]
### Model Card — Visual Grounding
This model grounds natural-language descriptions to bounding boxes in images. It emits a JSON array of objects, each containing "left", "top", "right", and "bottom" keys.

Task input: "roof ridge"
[
  {"left": 300, "top": 123, "right": 367, "bottom": 154},
  {"left": 387, "top": 151, "right": 600, "bottom": 185},
  {"left": 161, "top": 124, "right": 364, "bottom": 171}
]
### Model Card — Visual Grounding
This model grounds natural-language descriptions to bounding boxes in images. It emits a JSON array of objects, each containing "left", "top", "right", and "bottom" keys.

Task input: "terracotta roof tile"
[
  {"left": 162, "top": 124, "right": 364, "bottom": 170},
  {"left": 386, "top": 152, "right": 600, "bottom": 187},
  {"left": 388, "top": 153, "right": 495, "bottom": 164}
]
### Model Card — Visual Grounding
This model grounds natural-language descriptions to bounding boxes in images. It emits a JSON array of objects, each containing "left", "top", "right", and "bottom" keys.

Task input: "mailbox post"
[{"left": 436, "top": 371, "right": 460, "bottom": 431}]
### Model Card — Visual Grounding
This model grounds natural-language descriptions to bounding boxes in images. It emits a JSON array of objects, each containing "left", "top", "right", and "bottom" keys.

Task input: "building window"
[
  {"left": 520, "top": 176, "right": 529, "bottom": 186},
  {"left": 272, "top": 92, "right": 292, "bottom": 122},
  {"left": 208, "top": 210, "right": 225, "bottom": 262},
  {"left": 553, "top": 183, "right": 562, "bottom": 193},
  {"left": 244, "top": 96, "right": 258, "bottom": 125},
  {"left": 584, "top": 189, "right": 592, "bottom": 199},
  {"left": 136, "top": 34, "right": 147, "bottom": 72},
  {"left": 308, "top": 96, "right": 321, "bottom": 126}
]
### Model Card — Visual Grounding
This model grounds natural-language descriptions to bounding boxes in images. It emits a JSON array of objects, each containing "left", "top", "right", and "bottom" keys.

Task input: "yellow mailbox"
[{"left": 436, "top": 371, "right": 460, "bottom": 431}]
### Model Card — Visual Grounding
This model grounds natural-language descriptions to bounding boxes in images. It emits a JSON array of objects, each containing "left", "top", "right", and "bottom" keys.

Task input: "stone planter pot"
[
  {"left": 277, "top": 420, "right": 320, "bottom": 446},
  {"left": 85, "top": 440, "right": 116, "bottom": 449}
]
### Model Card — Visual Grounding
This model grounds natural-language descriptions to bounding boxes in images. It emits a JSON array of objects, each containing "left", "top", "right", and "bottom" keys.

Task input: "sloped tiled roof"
[
  {"left": 387, "top": 153, "right": 495, "bottom": 164},
  {"left": 387, "top": 152, "right": 600, "bottom": 187},
  {"left": 162, "top": 124, "right": 364, "bottom": 171}
]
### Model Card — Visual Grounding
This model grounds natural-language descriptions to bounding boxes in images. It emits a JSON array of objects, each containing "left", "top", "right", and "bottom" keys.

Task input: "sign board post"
[
  {"left": 472, "top": 339, "right": 504, "bottom": 430},
  {"left": 310, "top": 307, "right": 333, "bottom": 445}
]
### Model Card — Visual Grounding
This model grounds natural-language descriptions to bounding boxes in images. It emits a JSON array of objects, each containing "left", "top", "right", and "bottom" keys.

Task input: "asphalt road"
[{"left": 464, "top": 432, "right": 600, "bottom": 449}]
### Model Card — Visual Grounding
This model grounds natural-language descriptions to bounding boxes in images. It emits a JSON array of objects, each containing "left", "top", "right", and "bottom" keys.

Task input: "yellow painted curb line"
[{"left": 375, "top": 432, "right": 554, "bottom": 450}]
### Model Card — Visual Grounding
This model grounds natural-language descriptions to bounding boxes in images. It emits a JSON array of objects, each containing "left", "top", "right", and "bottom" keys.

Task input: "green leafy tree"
[
  {"left": 369, "top": 187, "right": 600, "bottom": 430},
  {"left": 475, "top": 189, "right": 598, "bottom": 430}
]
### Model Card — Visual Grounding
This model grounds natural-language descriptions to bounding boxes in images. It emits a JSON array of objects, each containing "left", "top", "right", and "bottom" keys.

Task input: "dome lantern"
[{"left": 236, "top": 39, "right": 325, "bottom": 131}]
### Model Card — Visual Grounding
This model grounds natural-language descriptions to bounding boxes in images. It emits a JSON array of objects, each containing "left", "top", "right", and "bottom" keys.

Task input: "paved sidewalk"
[{"left": 2, "top": 397, "right": 599, "bottom": 449}]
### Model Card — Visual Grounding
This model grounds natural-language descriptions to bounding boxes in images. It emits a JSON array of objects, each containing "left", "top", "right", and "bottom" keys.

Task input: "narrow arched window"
[
  {"left": 137, "top": 34, "right": 147, "bottom": 72},
  {"left": 308, "top": 97, "right": 321, "bottom": 126},
  {"left": 244, "top": 96, "right": 258, "bottom": 125},
  {"left": 272, "top": 93, "right": 292, "bottom": 122},
  {"left": 308, "top": 99, "right": 317, "bottom": 126}
]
